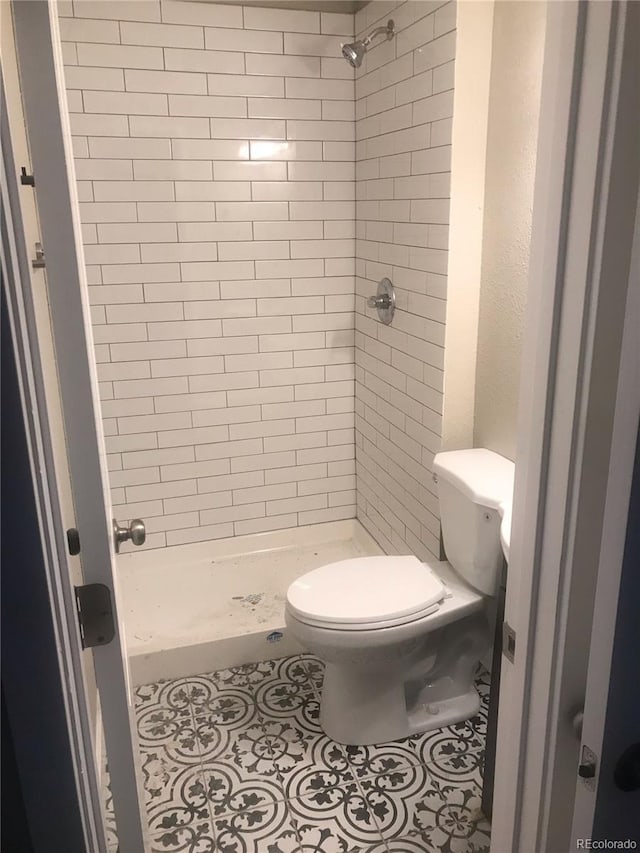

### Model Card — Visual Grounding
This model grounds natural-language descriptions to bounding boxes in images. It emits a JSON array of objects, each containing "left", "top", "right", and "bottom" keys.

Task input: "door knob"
[{"left": 112, "top": 518, "right": 146, "bottom": 553}]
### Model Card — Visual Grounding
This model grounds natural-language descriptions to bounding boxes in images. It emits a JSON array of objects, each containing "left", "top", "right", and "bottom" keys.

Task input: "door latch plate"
[
  {"left": 578, "top": 744, "right": 598, "bottom": 791},
  {"left": 74, "top": 583, "right": 115, "bottom": 649}
]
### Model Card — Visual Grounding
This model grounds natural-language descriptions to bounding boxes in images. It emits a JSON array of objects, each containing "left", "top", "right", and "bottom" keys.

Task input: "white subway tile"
[
  {"left": 287, "top": 120, "right": 354, "bottom": 142},
  {"left": 178, "top": 221, "right": 252, "bottom": 242},
  {"left": 169, "top": 94, "right": 247, "bottom": 118},
  {"left": 165, "top": 48, "right": 244, "bottom": 75},
  {"left": 62, "top": 42, "right": 78, "bottom": 64},
  {"left": 434, "top": 2, "right": 456, "bottom": 37},
  {"left": 137, "top": 201, "right": 214, "bottom": 221},
  {"left": 161, "top": 1, "right": 242, "bottom": 28},
  {"left": 234, "top": 514, "right": 297, "bottom": 535},
  {"left": 60, "top": 16, "right": 122, "bottom": 43},
  {"left": 216, "top": 201, "right": 288, "bottom": 221},
  {"left": 218, "top": 241, "right": 289, "bottom": 261},
  {"left": 76, "top": 42, "right": 164, "bottom": 69},
  {"left": 208, "top": 73, "right": 284, "bottom": 98},
  {"left": 209, "top": 118, "right": 286, "bottom": 140},
  {"left": 101, "top": 262, "right": 179, "bottom": 284},
  {"left": 148, "top": 319, "right": 223, "bottom": 340},
  {"left": 413, "top": 30, "right": 456, "bottom": 74},
  {"left": 259, "top": 332, "right": 324, "bottom": 352},
  {"left": 154, "top": 391, "right": 226, "bottom": 413},
  {"left": 64, "top": 65, "right": 125, "bottom": 91},
  {"left": 173, "top": 139, "right": 249, "bottom": 160},
  {"left": 249, "top": 140, "right": 322, "bottom": 161},
  {"left": 89, "top": 284, "right": 143, "bottom": 305},
  {"left": 130, "top": 114, "right": 210, "bottom": 137},
  {"left": 181, "top": 261, "right": 254, "bottom": 281},
  {"left": 200, "top": 504, "right": 266, "bottom": 525},
  {"left": 248, "top": 98, "right": 320, "bottom": 120},
  {"left": 244, "top": 6, "right": 319, "bottom": 33},
  {"left": 73, "top": 0, "right": 161, "bottom": 22},
  {"left": 320, "top": 57, "right": 355, "bottom": 80},
  {"left": 206, "top": 27, "right": 282, "bottom": 54},
  {"left": 397, "top": 13, "right": 435, "bottom": 56},
  {"left": 160, "top": 456, "right": 231, "bottom": 482},
  {"left": 121, "top": 21, "right": 204, "bottom": 49},
  {"left": 245, "top": 54, "right": 320, "bottom": 78},
  {"left": 93, "top": 181, "right": 173, "bottom": 201},
  {"left": 78, "top": 202, "right": 137, "bottom": 223},
  {"left": 70, "top": 113, "right": 129, "bottom": 136},
  {"left": 290, "top": 201, "right": 355, "bottom": 220},
  {"left": 412, "top": 90, "right": 454, "bottom": 126},
  {"left": 125, "top": 69, "right": 207, "bottom": 95},
  {"left": 83, "top": 90, "right": 169, "bottom": 116},
  {"left": 222, "top": 316, "right": 292, "bottom": 337},
  {"left": 175, "top": 181, "right": 250, "bottom": 201},
  {"left": 286, "top": 77, "right": 353, "bottom": 101},
  {"left": 88, "top": 137, "right": 171, "bottom": 159},
  {"left": 144, "top": 282, "right": 220, "bottom": 302},
  {"left": 140, "top": 243, "right": 218, "bottom": 263},
  {"left": 184, "top": 299, "right": 255, "bottom": 320},
  {"left": 253, "top": 221, "right": 322, "bottom": 241},
  {"left": 252, "top": 181, "right": 322, "bottom": 201},
  {"left": 321, "top": 12, "right": 354, "bottom": 36}
]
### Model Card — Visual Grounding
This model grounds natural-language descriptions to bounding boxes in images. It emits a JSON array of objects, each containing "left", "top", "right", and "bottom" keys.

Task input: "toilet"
[{"left": 285, "top": 448, "right": 515, "bottom": 746}]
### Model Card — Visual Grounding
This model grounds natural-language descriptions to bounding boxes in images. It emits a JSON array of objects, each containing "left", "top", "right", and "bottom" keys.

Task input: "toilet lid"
[{"left": 287, "top": 555, "right": 445, "bottom": 626}]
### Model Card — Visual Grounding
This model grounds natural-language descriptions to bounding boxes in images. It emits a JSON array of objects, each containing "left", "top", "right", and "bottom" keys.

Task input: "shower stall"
[{"left": 59, "top": 0, "right": 454, "bottom": 685}]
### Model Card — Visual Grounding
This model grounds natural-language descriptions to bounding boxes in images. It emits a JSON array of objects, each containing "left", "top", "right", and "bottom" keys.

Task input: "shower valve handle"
[{"left": 367, "top": 294, "right": 392, "bottom": 309}]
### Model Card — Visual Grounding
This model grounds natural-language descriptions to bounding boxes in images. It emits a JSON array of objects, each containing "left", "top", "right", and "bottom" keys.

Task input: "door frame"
[
  {"left": 491, "top": 1, "right": 640, "bottom": 850},
  {"left": 4, "top": 0, "right": 639, "bottom": 851},
  {"left": 1, "top": 60, "right": 106, "bottom": 853},
  {"left": 6, "top": 0, "right": 146, "bottom": 849}
]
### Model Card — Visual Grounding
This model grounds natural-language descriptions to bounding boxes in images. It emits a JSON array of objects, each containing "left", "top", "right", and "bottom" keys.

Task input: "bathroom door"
[{"left": 9, "top": 2, "right": 145, "bottom": 850}]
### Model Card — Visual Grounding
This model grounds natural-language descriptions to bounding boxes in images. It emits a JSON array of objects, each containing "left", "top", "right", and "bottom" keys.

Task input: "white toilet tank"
[{"left": 432, "top": 448, "right": 515, "bottom": 596}]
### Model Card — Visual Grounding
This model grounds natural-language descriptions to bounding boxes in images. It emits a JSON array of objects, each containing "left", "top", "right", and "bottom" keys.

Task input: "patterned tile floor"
[{"left": 124, "top": 654, "right": 491, "bottom": 853}]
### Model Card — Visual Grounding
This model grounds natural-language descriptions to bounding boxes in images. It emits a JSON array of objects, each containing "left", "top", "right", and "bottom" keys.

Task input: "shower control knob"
[
  {"left": 112, "top": 518, "right": 146, "bottom": 553},
  {"left": 367, "top": 294, "right": 392, "bottom": 309},
  {"left": 367, "top": 278, "right": 395, "bottom": 325}
]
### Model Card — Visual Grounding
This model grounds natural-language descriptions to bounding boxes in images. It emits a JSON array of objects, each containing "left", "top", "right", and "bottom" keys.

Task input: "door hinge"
[
  {"left": 578, "top": 744, "right": 598, "bottom": 791},
  {"left": 502, "top": 621, "right": 516, "bottom": 663},
  {"left": 74, "top": 584, "right": 115, "bottom": 649},
  {"left": 20, "top": 166, "right": 35, "bottom": 186}
]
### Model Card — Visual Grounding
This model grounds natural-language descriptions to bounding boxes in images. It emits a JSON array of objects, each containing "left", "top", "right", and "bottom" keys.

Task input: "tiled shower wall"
[
  {"left": 354, "top": 0, "right": 455, "bottom": 560},
  {"left": 59, "top": 0, "right": 357, "bottom": 549}
]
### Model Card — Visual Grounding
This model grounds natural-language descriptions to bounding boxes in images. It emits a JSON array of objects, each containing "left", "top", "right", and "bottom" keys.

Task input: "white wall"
[
  {"left": 442, "top": 0, "right": 493, "bottom": 452},
  {"left": 59, "top": 0, "right": 358, "bottom": 549},
  {"left": 473, "top": 1, "right": 546, "bottom": 460},
  {"left": 354, "top": 0, "right": 456, "bottom": 559}
]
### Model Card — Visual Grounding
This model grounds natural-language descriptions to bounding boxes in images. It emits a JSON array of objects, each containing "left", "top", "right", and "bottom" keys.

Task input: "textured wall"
[
  {"left": 473, "top": 1, "right": 545, "bottom": 461},
  {"left": 354, "top": 0, "right": 456, "bottom": 559},
  {"left": 59, "top": 0, "right": 358, "bottom": 549}
]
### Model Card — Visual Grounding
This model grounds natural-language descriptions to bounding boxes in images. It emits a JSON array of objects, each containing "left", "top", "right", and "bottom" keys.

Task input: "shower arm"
[{"left": 362, "top": 24, "right": 394, "bottom": 47}]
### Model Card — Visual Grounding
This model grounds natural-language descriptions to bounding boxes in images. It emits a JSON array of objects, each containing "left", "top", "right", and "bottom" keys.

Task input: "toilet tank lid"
[{"left": 433, "top": 448, "right": 515, "bottom": 510}]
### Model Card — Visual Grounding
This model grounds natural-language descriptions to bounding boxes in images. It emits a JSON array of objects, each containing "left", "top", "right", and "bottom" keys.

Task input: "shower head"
[{"left": 341, "top": 20, "right": 395, "bottom": 69}]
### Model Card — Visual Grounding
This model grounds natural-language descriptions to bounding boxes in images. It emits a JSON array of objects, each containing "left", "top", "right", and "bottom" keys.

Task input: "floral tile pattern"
[{"left": 106, "top": 655, "right": 491, "bottom": 852}]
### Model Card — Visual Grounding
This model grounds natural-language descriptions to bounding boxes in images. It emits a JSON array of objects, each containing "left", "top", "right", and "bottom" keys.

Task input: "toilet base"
[
  {"left": 407, "top": 687, "right": 480, "bottom": 735},
  {"left": 318, "top": 613, "right": 488, "bottom": 746}
]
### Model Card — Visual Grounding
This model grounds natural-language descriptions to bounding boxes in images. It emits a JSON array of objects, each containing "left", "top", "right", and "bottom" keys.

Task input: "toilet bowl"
[{"left": 285, "top": 448, "right": 515, "bottom": 746}]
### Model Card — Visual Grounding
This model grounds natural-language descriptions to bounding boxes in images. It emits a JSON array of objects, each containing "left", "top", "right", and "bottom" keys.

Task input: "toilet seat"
[{"left": 286, "top": 555, "right": 446, "bottom": 631}]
